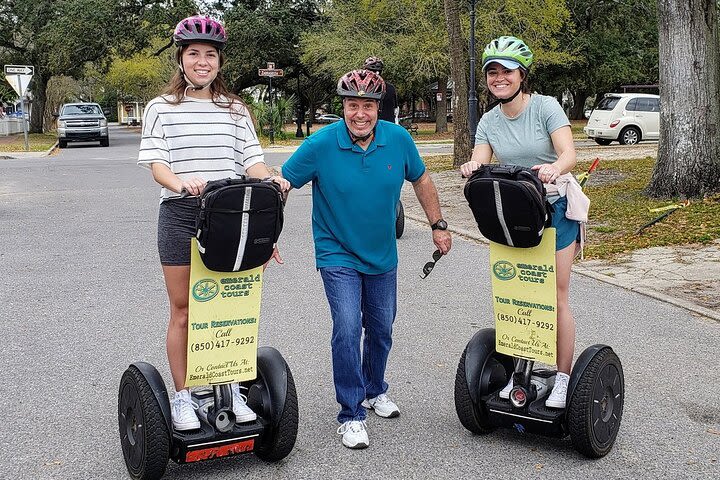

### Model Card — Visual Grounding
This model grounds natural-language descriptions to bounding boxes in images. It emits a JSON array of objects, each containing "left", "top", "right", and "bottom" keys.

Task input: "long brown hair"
[{"left": 162, "top": 44, "right": 249, "bottom": 117}]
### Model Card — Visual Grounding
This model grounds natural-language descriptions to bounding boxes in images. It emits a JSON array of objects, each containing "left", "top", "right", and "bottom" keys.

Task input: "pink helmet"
[
  {"left": 173, "top": 15, "right": 227, "bottom": 50},
  {"left": 337, "top": 70, "right": 385, "bottom": 100}
]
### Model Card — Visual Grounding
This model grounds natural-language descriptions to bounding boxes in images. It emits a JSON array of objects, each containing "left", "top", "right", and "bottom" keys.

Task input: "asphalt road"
[{"left": 0, "top": 126, "right": 717, "bottom": 479}]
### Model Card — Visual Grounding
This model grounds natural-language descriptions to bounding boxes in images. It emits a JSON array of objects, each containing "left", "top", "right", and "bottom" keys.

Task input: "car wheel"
[
  {"left": 101, "top": 138, "right": 110, "bottom": 147},
  {"left": 619, "top": 126, "right": 640, "bottom": 145},
  {"left": 594, "top": 138, "right": 612, "bottom": 146},
  {"left": 58, "top": 140, "right": 67, "bottom": 148}
]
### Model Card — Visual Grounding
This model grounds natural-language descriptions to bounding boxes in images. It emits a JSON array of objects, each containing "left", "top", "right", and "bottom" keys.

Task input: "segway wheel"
[
  {"left": 395, "top": 200, "right": 405, "bottom": 239},
  {"left": 248, "top": 348, "right": 299, "bottom": 462},
  {"left": 567, "top": 347, "right": 624, "bottom": 458},
  {"left": 118, "top": 366, "right": 170, "bottom": 480},
  {"left": 454, "top": 329, "right": 514, "bottom": 434}
]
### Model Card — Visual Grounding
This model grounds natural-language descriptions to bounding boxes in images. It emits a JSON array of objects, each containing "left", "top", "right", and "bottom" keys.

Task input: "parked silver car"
[{"left": 56, "top": 102, "right": 109, "bottom": 148}]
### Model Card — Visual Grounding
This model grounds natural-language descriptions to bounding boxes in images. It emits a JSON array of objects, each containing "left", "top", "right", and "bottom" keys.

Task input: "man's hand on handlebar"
[{"left": 265, "top": 175, "right": 291, "bottom": 193}]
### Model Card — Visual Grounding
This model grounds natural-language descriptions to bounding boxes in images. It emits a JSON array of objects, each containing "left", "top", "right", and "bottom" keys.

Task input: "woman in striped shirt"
[{"left": 138, "top": 15, "right": 289, "bottom": 431}]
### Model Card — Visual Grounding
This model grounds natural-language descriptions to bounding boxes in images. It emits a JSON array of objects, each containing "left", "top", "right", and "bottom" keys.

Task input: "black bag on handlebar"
[
  {"left": 463, "top": 164, "right": 552, "bottom": 248},
  {"left": 196, "top": 177, "right": 284, "bottom": 272}
]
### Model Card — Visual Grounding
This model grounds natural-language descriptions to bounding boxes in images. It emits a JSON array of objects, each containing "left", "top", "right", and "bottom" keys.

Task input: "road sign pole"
[
  {"left": 18, "top": 75, "right": 29, "bottom": 151},
  {"left": 269, "top": 77, "right": 274, "bottom": 144}
]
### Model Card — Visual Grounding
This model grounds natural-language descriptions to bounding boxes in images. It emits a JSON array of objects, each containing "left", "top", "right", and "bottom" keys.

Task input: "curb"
[
  {"left": 404, "top": 212, "right": 720, "bottom": 322},
  {"left": 0, "top": 141, "right": 58, "bottom": 159}
]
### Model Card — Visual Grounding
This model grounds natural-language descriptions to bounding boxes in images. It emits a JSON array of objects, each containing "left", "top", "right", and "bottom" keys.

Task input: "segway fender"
[
  {"left": 257, "top": 347, "right": 289, "bottom": 429},
  {"left": 463, "top": 328, "right": 497, "bottom": 404},
  {"left": 568, "top": 344, "right": 613, "bottom": 404},
  {"left": 131, "top": 361, "right": 172, "bottom": 435}
]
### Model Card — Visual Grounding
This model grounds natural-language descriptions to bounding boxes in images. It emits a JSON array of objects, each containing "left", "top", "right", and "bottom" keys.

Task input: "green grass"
[
  {"left": 571, "top": 120, "right": 587, "bottom": 139},
  {"left": 580, "top": 157, "right": 720, "bottom": 259},
  {"left": 421, "top": 154, "right": 720, "bottom": 260},
  {"left": 0, "top": 133, "right": 57, "bottom": 152}
]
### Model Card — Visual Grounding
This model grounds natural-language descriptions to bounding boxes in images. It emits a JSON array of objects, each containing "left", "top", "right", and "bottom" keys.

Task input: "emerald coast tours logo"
[
  {"left": 192, "top": 278, "right": 219, "bottom": 302},
  {"left": 493, "top": 260, "right": 516, "bottom": 281}
]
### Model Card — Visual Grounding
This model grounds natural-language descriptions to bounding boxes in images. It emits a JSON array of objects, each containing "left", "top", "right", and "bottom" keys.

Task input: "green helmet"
[{"left": 482, "top": 36, "right": 533, "bottom": 72}]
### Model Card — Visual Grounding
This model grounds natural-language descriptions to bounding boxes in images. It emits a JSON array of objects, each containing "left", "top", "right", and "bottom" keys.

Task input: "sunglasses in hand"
[{"left": 420, "top": 249, "right": 443, "bottom": 279}]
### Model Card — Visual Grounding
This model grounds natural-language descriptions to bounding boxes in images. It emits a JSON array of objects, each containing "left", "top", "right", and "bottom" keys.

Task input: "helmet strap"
[
  {"left": 498, "top": 86, "right": 522, "bottom": 104},
  {"left": 347, "top": 124, "right": 376, "bottom": 144},
  {"left": 179, "top": 60, "right": 216, "bottom": 94}
]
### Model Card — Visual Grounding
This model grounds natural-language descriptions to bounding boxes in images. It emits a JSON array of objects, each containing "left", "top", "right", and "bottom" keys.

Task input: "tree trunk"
[
  {"left": 435, "top": 75, "right": 448, "bottom": 133},
  {"left": 30, "top": 71, "right": 49, "bottom": 134},
  {"left": 649, "top": 0, "right": 720, "bottom": 197},
  {"left": 444, "top": 0, "right": 471, "bottom": 167},
  {"left": 570, "top": 89, "right": 591, "bottom": 120}
]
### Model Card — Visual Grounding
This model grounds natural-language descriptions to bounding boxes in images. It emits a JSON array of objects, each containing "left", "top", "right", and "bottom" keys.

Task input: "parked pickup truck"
[{"left": 55, "top": 102, "right": 109, "bottom": 148}]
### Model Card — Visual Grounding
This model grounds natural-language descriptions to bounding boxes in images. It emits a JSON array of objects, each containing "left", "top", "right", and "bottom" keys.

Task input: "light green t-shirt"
[{"left": 474, "top": 94, "right": 570, "bottom": 168}]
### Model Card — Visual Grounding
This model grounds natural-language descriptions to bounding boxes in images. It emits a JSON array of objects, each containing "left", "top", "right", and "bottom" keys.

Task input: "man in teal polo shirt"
[{"left": 281, "top": 69, "right": 452, "bottom": 449}]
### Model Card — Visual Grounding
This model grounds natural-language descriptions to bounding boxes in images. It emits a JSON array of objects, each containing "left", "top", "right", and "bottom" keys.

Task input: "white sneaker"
[
  {"left": 172, "top": 390, "right": 200, "bottom": 431},
  {"left": 230, "top": 383, "right": 257, "bottom": 423},
  {"left": 499, "top": 377, "right": 513, "bottom": 399},
  {"left": 337, "top": 420, "right": 369, "bottom": 449},
  {"left": 545, "top": 372, "right": 570, "bottom": 409},
  {"left": 362, "top": 394, "right": 400, "bottom": 418}
]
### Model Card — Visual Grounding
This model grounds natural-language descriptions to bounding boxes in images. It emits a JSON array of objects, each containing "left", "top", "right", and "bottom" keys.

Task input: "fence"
[{"left": 0, "top": 118, "right": 26, "bottom": 136}]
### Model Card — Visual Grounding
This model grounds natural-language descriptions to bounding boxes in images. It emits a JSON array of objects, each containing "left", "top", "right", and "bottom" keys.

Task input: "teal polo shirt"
[{"left": 282, "top": 120, "right": 426, "bottom": 274}]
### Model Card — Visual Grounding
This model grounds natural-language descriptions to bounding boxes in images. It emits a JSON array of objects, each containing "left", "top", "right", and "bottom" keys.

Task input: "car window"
[
  {"left": 625, "top": 99, "right": 638, "bottom": 111},
  {"left": 596, "top": 96, "right": 621, "bottom": 110},
  {"left": 635, "top": 98, "right": 650, "bottom": 112},
  {"left": 649, "top": 98, "right": 660, "bottom": 112},
  {"left": 62, "top": 105, "right": 102, "bottom": 115}
]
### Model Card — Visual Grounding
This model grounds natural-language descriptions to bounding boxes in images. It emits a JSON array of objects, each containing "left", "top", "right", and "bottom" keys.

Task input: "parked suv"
[
  {"left": 56, "top": 103, "right": 109, "bottom": 148},
  {"left": 584, "top": 93, "right": 659, "bottom": 145}
]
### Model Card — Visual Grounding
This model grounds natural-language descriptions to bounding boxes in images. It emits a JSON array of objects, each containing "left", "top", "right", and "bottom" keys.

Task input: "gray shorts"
[{"left": 157, "top": 198, "right": 199, "bottom": 266}]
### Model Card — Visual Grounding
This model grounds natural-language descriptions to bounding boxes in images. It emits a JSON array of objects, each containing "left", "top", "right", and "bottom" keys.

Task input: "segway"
[
  {"left": 455, "top": 165, "right": 624, "bottom": 458},
  {"left": 119, "top": 179, "right": 298, "bottom": 479},
  {"left": 454, "top": 330, "right": 624, "bottom": 457}
]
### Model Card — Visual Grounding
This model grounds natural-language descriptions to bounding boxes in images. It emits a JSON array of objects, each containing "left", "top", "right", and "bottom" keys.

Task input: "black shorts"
[{"left": 157, "top": 198, "right": 199, "bottom": 266}]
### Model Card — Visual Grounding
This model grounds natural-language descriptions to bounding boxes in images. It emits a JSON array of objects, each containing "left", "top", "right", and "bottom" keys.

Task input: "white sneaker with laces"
[
  {"left": 545, "top": 372, "right": 570, "bottom": 409},
  {"left": 337, "top": 420, "right": 369, "bottom": 449},
  {"left": 230, "top": 383, "right": 257, "bottom": 423},
  {"left": 499, "top": 377, "right": 513, "bottom": 399},
  {"left": 172, "top": 389, "right": 200, "bottom": 431},
  {"left": 362, "top": 394, "right": 400, "bottom": 418}
]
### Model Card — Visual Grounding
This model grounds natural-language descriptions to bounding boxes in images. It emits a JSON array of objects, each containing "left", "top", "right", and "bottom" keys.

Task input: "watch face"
[{"left": 433, "top": 220, "right": 448, "bottom": 230}]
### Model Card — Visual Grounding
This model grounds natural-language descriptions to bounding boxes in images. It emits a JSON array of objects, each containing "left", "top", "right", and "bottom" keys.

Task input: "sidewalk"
[{"left": 401, "top": 169, "right": 720, "bottom": 322}]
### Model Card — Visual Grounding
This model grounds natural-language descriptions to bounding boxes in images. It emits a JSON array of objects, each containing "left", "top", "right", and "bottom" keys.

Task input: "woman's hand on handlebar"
[
  {"left": 531, "top": 163, "right": 560, "bottom": 184},
  {"left": 179, "top": 177, "right": 207, "bottom": 196},
  {"left": 460, "top": 160, "right": 481, "bottom": 178}
]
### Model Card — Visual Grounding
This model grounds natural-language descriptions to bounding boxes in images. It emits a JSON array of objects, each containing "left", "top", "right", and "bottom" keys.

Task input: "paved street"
[{"left": 0, "top": 125, "right": 718, "bottom": 479}]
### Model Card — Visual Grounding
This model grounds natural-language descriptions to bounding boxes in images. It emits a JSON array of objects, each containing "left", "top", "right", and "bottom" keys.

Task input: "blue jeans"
[{"left": 319, "top": 266, "right": 397, "bottom": 423}]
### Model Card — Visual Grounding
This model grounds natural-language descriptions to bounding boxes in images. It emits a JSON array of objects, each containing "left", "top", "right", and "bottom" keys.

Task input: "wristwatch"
[{"left": 431, "top": 219, "right": 448, "bottom": 231}]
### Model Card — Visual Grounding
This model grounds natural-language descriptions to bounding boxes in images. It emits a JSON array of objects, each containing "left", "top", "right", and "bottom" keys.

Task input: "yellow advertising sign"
[
  {"left": 489, "top": 229, "right": 557, "bottom": 364},
  {"left": 185, "top": 239, "right": 262, "bottom": 387}
]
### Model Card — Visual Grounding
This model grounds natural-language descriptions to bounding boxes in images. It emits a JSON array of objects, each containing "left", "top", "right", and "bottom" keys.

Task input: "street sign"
[
  {"left": 259, "top": 62, "right": 283, "bottom": 78},
  {"left": 3, "top": 64, "right": 34, "bottom": 97},
  {"left": 4, "top": 65, "right": 34, "bottom": 75},
  {"left": 259, "top": 69, "right": 284, "bottom": 78}
]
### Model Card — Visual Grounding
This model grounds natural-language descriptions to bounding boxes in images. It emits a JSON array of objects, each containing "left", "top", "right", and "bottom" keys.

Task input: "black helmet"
[{"left": 363, "top": 56, "right": 384, "bottom": 73}]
